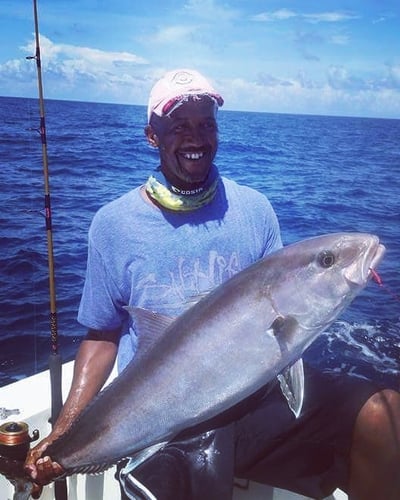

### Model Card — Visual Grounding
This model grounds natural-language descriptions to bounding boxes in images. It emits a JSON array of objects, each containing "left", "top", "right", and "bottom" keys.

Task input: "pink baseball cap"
[{"left": 147, "top": 69, "right": 224, "bottom": 122}]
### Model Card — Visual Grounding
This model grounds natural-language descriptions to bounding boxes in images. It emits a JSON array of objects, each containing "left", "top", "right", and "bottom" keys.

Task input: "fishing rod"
[{"left": 27, "top": 1, "right": 67, "bottom": 499}]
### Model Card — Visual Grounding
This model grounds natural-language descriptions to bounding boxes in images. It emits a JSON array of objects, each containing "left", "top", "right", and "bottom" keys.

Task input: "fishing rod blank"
[{"left": 28, "top": 1, "right": 67, "bottom": 499}]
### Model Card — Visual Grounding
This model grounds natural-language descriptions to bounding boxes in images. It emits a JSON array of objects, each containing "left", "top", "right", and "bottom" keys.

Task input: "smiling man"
[
  {"left": 144, "top": 70, "right": 222, "bottom": 210},
  {"left": 25, "top": 69, "right": 400, "bottom": 500}
]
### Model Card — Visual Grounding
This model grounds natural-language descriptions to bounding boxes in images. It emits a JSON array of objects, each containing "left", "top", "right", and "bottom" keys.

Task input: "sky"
[{"left": 0, "top": 0, "right": 399, "bottom": 119}]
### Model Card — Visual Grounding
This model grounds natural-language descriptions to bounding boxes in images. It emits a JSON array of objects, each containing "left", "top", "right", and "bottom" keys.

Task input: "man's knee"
[{"left": 353, "top": 389, "right": 400, "bottom": 453}]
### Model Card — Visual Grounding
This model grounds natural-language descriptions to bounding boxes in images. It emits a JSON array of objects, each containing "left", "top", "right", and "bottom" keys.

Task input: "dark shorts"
[
  {"left": 120, "top": 363, "right": 381, "bottom": 500},
  {"left": 234, "top": 364, "right": 381, "bottom": 498}
]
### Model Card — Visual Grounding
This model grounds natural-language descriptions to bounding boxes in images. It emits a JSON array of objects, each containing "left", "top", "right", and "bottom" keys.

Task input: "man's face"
[{"left": 147, "top": 97, "right": 219, "bottom": 188}]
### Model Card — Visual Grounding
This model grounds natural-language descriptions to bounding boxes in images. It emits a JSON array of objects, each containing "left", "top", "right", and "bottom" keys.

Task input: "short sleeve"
[{"left": 77, "top": 235, "right": 126, "bottom": 331}]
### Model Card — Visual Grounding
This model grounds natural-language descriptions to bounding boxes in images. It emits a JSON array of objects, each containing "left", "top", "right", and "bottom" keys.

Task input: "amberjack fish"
[{"left": 45, "top": 232, "right": 385, "bottom": 476}]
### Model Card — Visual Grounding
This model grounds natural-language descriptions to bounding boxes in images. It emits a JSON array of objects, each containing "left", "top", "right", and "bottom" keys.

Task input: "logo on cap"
[{"left": 172, "top": 71, "right": 194, "bottom": 86}]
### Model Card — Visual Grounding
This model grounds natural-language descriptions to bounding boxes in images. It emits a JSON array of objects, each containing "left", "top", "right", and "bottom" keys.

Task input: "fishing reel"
[{"left": 0, "top": 421, "right": 39, "bottom": 479}]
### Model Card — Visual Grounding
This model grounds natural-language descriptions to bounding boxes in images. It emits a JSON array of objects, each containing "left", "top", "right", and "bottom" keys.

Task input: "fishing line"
[
  {"left": 370, "top": 268, "right": 400, "bottom": 303},
  {"left": 22, "top": 96, "right": 43, "bottom": 377}
]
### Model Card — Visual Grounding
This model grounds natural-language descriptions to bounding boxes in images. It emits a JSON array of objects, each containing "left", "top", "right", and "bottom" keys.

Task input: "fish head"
[{"left": 268, "top": 232, "right": 385, "bottom": 341}]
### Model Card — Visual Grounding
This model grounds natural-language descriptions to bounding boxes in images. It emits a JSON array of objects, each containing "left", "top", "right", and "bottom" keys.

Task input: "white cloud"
[
  {"left": 22, "top": 35, "right": 147, "bottom": 73},
  {"left": 330, "top": 34, "right": 350, "bottom": 45},
  {"left": 218, "top": 66, "right": 400, "bottom": 118},
  {"left": 303, "top": 12, "right": 358, "bottom": 23},
  {"left": 0, "top": 34, "right": 150, "bottom": 102},
  {"left": 151, "top": 26, "right": 194, "bottom": 44},
  {"left": 1, "top": 26, "right": 398, "bottom": 119},
  {"left": 326, "top": 64, "right": 400, "bottom": 92},
  {"left": 251, "top": 9, "right": 296, "bottom": 22},
  {"left": 386, "top": 63, "right": 400, "bottom": 87},
  {"left": 19, "top": 35, "right": 148, "bottom": 97},
  {"left": 184, "top": 0, "right": 239, "bottom": 21},
  {"left": 251, "top": 9, "right": 358, "bottom": 24},
  {"left": 0, "top": 57, "right": 34, "bottom": 83}
]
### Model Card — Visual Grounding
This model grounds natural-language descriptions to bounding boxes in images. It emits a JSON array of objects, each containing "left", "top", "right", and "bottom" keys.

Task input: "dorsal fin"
[{"left": 124, "top": 306, "right": 175, "bottom": 357}]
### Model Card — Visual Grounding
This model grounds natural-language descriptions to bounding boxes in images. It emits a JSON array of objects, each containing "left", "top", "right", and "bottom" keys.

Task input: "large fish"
[{"left": 45, "top": 232, "right": 385, "bottom": 476}]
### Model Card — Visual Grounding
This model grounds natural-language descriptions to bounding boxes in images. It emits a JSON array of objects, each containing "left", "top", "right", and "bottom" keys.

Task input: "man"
[{"left": 26, "top": 69, "right": 400, "bottom": 500}]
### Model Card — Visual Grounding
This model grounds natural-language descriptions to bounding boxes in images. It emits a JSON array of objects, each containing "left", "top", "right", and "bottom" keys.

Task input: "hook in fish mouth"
[
  {"left": 344, "top": 237, "right": 385, "bottom": 286},
  {"left": 354, "top": 236, "right": 385, "bottom": 284},
  {"left": 369, "top": 268, "right": 383, "bottom": 285}
]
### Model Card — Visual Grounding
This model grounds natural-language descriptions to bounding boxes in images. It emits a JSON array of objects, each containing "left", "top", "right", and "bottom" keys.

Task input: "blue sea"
[{"left": 0, "top": 96, "right": 399, "bottom": 389}]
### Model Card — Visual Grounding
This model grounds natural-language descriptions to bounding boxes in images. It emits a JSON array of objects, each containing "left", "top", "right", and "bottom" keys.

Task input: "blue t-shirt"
[{"left": 78, "top": 176, "right": 282, "bottom": 370}]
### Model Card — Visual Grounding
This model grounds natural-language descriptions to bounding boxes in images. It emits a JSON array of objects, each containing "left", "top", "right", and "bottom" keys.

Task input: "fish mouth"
[
  {"left": 369, "top": 243, "right": 386, "bottom": 269},
  {"left": 367, "top": 242, "right": 386, "bottom": 278},
  {"left": 343, "top": 235, "right": 386, "bottom": 286}
]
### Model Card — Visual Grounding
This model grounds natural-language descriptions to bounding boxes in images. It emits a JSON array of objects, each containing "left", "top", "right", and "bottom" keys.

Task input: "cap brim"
[{"left": 161, "top": 93, "right": 224, "bottom": 116}]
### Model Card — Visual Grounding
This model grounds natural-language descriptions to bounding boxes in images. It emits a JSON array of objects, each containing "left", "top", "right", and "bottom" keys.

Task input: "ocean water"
[{"left": 0, "top": 96, "right": 399, "bottom": 388}]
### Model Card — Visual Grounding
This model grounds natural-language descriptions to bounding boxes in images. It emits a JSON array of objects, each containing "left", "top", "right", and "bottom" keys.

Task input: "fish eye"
[{"left": 317, "top": 250, "right": 336, "bottom": 268}]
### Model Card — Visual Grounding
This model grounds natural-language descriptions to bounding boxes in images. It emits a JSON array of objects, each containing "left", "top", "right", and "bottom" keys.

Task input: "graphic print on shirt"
[{"left": 134, "top": 250, "right": 242, "bottom": 314}]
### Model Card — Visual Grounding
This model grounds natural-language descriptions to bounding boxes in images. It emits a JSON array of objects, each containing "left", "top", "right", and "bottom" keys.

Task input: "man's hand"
[
  {"left": 22, "top": 336, "right": 119, "bottom": 497},
  {"left": 24, "top": 438, "right": 64, "bottom": 498}
]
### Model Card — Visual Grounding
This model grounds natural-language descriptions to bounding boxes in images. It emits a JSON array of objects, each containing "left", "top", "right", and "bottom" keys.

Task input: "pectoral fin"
[
  {"left": 277, "top": 358, "right": 305, "bottom": 418},
  {"left": 270, "top": 315, "right": 299, "bottom": 345}
]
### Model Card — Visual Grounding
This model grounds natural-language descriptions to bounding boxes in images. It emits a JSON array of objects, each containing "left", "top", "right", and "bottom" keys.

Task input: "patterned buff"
[{"left": 145, "top": 165, "right": 219, "bottom": 212}]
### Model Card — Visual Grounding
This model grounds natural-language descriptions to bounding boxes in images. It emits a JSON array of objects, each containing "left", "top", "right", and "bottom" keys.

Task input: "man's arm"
[{"left": 24, "top": 329, "right": 120, "bottom": 487}]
